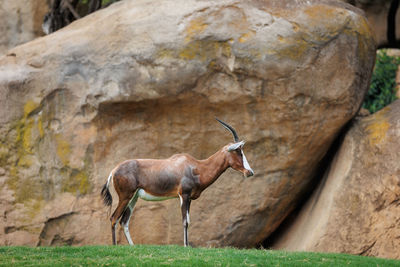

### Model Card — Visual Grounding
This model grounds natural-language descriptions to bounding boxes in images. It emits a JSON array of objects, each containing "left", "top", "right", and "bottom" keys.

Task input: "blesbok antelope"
[{"left": 101, "top": 118, "right": 254, "bottom": 247}]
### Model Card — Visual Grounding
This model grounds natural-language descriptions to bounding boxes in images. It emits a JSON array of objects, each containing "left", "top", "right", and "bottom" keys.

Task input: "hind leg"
[
  {"left": 109, "top": 165, "right": 139, "bottom": 245},
  {"left": 110, "top": 198, "right": 130, "bottom": 245},
  {"left": 120, "top": 190, "right": 139, "bottom": 245},
  {"left": 180, "top": 193, "right": 191, "bottom": 247}
]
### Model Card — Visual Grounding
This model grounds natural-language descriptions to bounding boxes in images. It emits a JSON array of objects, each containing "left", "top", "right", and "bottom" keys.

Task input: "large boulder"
[
  {"left": 273, "top": 100, "right": 400, "bottom": 259},
  {"left": 0, "top": 0, "right": 48, "bottom": 55},
  {"left": 0, "top": 0, "right": 375, "bottom": 247}
]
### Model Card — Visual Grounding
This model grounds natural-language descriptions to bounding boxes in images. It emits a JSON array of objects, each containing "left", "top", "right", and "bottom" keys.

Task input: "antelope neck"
[{"left": 197, "top": 149, "right": 229, "bottom": 189}]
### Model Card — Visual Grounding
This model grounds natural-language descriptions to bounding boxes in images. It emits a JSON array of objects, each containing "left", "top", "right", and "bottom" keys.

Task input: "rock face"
[
  {"left": 0, "top": 0, "right": 49, "bottom": 55},
  {"left": 0, "top": 0, "right": 375, "bottom": 247},
  {"left": 342, "top": 0, "right": 400, "bottom": 48},
  {"left": 273, "top": 100, "right": 400, "bottom": 259}
]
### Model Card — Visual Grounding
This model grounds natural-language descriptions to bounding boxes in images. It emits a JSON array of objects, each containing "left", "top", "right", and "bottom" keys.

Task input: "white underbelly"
[{"left": 137, "top": 189, "right": 176, "bottom": 201}]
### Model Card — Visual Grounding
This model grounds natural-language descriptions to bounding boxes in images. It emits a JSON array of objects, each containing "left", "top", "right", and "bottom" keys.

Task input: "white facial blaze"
[{"left": 241, "top": 150, "right": 253, "bottom": 173}]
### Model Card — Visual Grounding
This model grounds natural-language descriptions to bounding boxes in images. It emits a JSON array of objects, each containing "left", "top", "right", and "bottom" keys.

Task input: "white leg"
[
  {"left": 179, "top": 194, "right": 183, "bottom": 206},
  {"left": 180, "top": 194, "right": 191, "bottom": 247},
  {"left": 184, "top": 228, "right": 188, "bottom": 247},
  {"left": 122, "top": 207, "right": 134, "bottom": 245},
  {"left": 121, "top": 191, "right": 139, "bottom": 246}
]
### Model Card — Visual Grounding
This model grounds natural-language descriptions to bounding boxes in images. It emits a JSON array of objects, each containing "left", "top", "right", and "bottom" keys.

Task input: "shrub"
[
  {"left": 43, "top": 0, "right": 122, "bottom": 34},
  {"left": 363, "top": 50, "right": 400, "bottom": 113}
]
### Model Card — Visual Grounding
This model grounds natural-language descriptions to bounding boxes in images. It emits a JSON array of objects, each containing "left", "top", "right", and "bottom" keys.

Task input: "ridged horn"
[{"left": 216, "top": 118, "right": 239, "bottom": 142}]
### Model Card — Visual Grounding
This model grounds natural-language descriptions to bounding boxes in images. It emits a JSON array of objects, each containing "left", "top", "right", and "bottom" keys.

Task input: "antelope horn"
[{"left": 215, "top": 118, "right": 240, "bottom": 142}]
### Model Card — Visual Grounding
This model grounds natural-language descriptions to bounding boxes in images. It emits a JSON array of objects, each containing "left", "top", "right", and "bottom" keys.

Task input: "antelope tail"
[{"left": 101, "top": 172, "right": 113, "bottom": 207}]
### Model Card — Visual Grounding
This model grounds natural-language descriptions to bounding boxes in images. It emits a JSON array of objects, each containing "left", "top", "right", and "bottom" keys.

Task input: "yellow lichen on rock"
[
  {"left": 4, "top": 100, "right": 49, "bottom": 205},
  {"left": 346, "top": 15, "right": 376, "bottom": 62},
  {"left": 364, "top": 108, "right": 390, "bottom": 147},
  {"left": 158, "top": 39, "right": 232, "bottom": 62},
  {"left": 25, "top": 199, "right": 45, "bottom": 223},
  {"left": 304, "top": 4, "right": 374, "bottom": 62},
  {"left": 273, "top": 37, "right": 309, "bottom": 61},
  {"left": 6, "top": 166, "right": 44, "bottom": 204},
  {"left": 23, "top": 100, "right": 39, "bottom": 117},
  {"left": 304, "top": 5, "right": 338, "bottom": 23},
  {"left": 55, "top": 134, "right": 71, "bottom": 166},
  {"left": 16, "top": 101, "right": 40, "bottom": 156},
  {"left": 37, "top": 115, "right": 45, "bottom": 139},
  {"left": 303, "top": 5, "right": 349, "bottom": 42},
  {"left": 185, "top": 16, "right": 208, "bottom": 43},
  {"left": 238, "top": 31, "right": 255, "bottom": 43},
  {"left": 178, "top": 40, "right": 232, "bottom": 61},
  {"left": 266, "top": 6, "right": 348, "bottom": 61},
  {"left": 61, "top": 170, "right": 91, "bottom": 195},
  {"left": 302, "top": 4, "right": 374, "bottom": 63}
]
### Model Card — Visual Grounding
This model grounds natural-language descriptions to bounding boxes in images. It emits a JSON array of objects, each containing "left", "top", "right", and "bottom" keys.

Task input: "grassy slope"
[{"left": 0, "top": 245, "right": 399, "bottom": 267}]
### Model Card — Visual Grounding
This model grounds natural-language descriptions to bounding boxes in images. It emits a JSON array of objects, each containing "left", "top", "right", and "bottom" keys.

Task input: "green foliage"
[
  {"left": 101, "top": 0, "right": 117, "bottom": 6},
  {"left": 363, "top": 50, "right": 400, "bottom": 113},
  {"left": 80, "top": 0, "right": 119, "bottom": 6},
  {"left": 0, "top": 245, "right": 399, "bottom": 266}
]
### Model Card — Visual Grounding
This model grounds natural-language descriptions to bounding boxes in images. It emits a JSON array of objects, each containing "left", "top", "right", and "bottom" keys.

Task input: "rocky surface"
[
  {"left": 273, "top": 100, "right": 400, "bottom": 259},
  {"left": 0, "top": 0, "right": 48, "bottom": 55},
  {"left": 0, "top": 0, "right": 375, "bottom": 247},
  {"left": 342, "top": 0, "right": 400, "bottom": 47}
]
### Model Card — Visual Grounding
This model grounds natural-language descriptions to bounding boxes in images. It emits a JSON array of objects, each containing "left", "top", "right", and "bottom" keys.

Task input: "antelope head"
[{"left": 216, "top": 118, "right": 254, "bottom": 177}]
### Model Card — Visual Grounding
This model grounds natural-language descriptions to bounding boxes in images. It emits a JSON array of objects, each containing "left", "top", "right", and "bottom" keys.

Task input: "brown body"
[{"left": 101, "top": 119, "right": 254, "bottom": 247}]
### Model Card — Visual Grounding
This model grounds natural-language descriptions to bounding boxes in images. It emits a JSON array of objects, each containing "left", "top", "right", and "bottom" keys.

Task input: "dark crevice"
[
  {"left": 37, "top": 211, "right": 77, "bottom": 246},
  {"left": 388, "top": 0, "right": 400, "bottom": 46},
  {"left": 380, "top": 0, "right": 400, "bottom": 48},
  {"left": 358, "top": 240, "right": 377, "bottom": 256},
  {"left": 260, "top": 119, "right": 355, "bottom": 249}
]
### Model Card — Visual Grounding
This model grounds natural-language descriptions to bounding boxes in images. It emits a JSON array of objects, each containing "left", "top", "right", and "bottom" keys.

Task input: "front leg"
[{"left": 179, "top": 193, "right": 191, "bottom": 247}]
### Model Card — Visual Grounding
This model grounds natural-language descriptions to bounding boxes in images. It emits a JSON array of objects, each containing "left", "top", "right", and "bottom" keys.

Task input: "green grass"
[{"left": 0, "top": 245, "right": 398, "bottom": 267}]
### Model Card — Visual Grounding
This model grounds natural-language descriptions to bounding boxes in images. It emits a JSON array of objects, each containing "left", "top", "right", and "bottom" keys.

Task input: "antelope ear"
[{"left": 227, "top": 141, "right": 245, "bottom": 152}]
